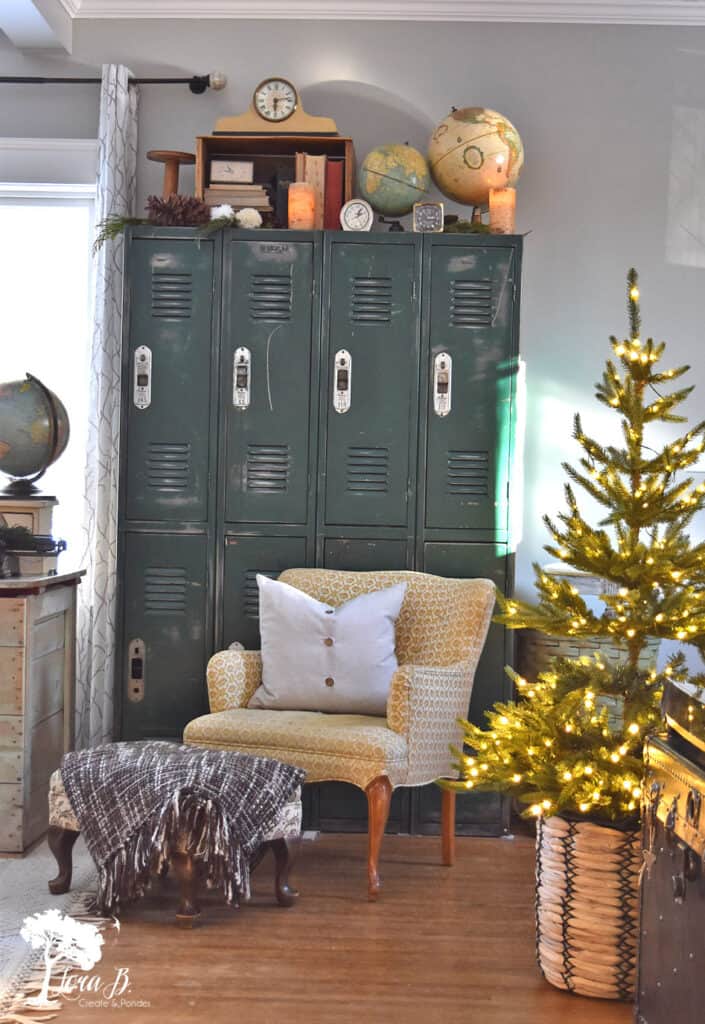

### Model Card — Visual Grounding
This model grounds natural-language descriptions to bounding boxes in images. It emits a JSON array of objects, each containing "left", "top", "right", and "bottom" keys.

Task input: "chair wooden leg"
[
  {"left": 441, "top": 788, "right": 456, "bottom": 866},
  {"left": 365, "top": 775, "right": 392, "bottom": 901},
  {"left": 48, "top": 825, "right": 80, "bottom": 895},
  {"left": 172, "top": 852, "right": 201, "bottom": 927}
]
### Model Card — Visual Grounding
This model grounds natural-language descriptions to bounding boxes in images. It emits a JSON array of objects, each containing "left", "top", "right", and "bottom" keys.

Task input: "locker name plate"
[
  {"left": 334, "top": 349, "right": 351, "bottom": 414},
  {"left": 233, "top": 347, "right": 251, "bottom": 410},
  {"left": 133, "top": 345, "right": 152, "bottom": 409}
]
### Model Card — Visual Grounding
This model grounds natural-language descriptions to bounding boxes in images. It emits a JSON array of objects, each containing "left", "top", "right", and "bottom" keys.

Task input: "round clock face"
[
  {"left": 340, "top": 199, "right": 374, "bottom": 232},
  {"left": 253, "top": 77, "right": 298, "bottom": 122},
  {"left": 413, "top": 201, "right": 444, "bottom": 232}
]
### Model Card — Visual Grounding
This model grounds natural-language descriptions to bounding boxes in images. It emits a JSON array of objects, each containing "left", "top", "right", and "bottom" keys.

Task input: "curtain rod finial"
[{"left": 189, "top": 72, "right": 227, "bottom": 94}]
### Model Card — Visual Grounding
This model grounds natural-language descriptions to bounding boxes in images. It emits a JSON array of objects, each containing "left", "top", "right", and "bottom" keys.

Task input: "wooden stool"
[{"left": 147, "top": 150, "right": 195, "bottom": 198}]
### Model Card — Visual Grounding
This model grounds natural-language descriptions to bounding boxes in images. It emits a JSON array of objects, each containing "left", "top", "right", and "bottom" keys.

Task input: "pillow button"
[
  {"left": 324, "top": 637, "right": 334, "bottom": 647},
  {"left": 325, "top": 677, "right": 335, "bottom": 687},
  {"left": 325, "top": 609, "right": 334, "bottom": 615}
]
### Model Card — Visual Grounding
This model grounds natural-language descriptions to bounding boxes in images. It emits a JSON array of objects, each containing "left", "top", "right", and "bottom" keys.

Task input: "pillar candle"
[
  {"left": 288, "top": 182, "right": 316, "bottom": 230},
  {"left": 489, "top": 187, "right": 516, "bottom": 234}
]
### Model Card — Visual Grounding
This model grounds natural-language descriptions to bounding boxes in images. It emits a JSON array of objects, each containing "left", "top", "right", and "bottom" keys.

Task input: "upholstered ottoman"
[{"left": 47, "top": 769, "right": 302, "bottom": 926}]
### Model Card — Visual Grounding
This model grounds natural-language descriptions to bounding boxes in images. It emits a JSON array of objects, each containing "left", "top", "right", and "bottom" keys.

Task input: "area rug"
[{"left": 0, "top": 836, "right": 98, "bottom": 1019}]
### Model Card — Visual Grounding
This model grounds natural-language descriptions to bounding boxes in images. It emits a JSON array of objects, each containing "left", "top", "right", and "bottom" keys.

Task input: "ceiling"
[
  {"left": 53, "top": 0, "right": 705, "bottom": 23},
  {"left": 4, "top": 0, "right": 705, "bottom": 54}
]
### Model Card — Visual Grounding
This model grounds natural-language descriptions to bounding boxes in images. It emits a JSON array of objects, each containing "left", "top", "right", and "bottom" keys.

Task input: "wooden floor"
[{"left": 56, "top": 834, "right": 632, "bottom": 1024}]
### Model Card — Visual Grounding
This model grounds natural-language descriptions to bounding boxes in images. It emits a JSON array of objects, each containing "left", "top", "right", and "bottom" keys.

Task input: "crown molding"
[{"left": 63, "top": 0, "right": 705, "bottom": 25}]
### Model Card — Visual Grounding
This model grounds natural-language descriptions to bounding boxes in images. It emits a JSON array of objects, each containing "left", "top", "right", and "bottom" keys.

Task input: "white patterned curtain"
[{"left": 76, "top": 65, "right": 138, "bottom": 748}]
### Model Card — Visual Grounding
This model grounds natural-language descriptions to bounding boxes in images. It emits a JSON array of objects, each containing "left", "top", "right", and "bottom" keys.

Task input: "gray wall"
[{"left": 2, "top": 19, "right": 705, "bottom": 598}]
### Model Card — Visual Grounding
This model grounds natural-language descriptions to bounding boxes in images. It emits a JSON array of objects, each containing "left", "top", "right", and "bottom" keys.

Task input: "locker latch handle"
[
  {"left": 334, "top": 349, "right": 351, "bottom": 414},
  {"left": 433, "top": 352, "right": 452, "bottom": 417},
  {"left": 127, "top": 638, "right": 145, "bottom": 703},
  {"left": 134, "top": 345, "right": 152, "bottom": 410},
  {"left": 233, "top": 347, "right": 251, "bottom": 410}
]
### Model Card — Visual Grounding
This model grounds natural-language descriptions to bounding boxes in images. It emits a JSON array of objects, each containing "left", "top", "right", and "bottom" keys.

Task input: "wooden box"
[{"left": 195, "top": 134, "right": 355, "bottom": 211}]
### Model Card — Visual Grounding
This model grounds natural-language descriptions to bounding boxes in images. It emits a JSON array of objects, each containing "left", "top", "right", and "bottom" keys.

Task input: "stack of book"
[
  {"left": 204, "top": 184, "right": 272, "bottom": 213},
  {"left": 295, "top": 153, "right": 345, "bottom": 229}
]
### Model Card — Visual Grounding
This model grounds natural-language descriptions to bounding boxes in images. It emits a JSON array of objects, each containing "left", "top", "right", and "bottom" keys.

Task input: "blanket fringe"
[{"left": 97, "top": 788, "right": 249, "bottom": 914}]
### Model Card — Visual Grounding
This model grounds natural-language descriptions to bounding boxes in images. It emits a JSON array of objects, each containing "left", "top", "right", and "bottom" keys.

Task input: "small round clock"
[
  {"left": 253, "top": 77, "right": 298, "bottom": 123},
  {"left": 413, "top": 201, "right": 445, "bottom": 233},
  {"left": 340, "top": 199, "right": 374, "bottom": 232}
]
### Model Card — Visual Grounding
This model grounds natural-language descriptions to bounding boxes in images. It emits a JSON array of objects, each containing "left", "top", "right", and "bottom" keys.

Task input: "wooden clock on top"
[{"left": 213, "top": 77, "right": 338, "bottom": 135}]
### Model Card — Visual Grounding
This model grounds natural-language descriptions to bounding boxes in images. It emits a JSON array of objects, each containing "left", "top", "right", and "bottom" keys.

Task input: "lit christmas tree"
[{"left": 449, "top": 269, "right": 705, "bottom": 820}]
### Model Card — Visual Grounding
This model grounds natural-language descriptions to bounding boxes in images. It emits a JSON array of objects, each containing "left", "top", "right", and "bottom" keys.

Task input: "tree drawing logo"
[{"left": 20, "top": 909, "right": 104, "bottom": 1009}]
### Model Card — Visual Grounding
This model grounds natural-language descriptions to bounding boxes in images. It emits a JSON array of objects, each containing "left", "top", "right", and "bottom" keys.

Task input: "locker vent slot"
[
  {"left": 146, "top": 442, "right": 190, "bottom": 491},
  {"left": 151, "top": 272, "right": 193, "bottom": 319},
  {"left": 447, "top": 450, "right": 489, "bottom": 495},
  {"left": 246, "top": 444, "right": 290, "bottom": 492},
  {"left": 144, "top": 567, "right": 187, "bottom": 614},
  {"left": 244, "top": 570, "right": 279, "bottom": 619},
  {"left": 346, "top": 446, "right": 390, "bottom": 493},
  {"left": 450, "top": 280, "right": 493, "bottom": 328},
  {"left": 249, "top": 274, "right": 293, "bottom": 321},
  {"left": 350, "top": 277, "right": 392, "bottom": 324}
]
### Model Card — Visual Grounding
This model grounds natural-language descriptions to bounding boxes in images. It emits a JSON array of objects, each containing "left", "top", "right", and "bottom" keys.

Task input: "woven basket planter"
[{"left": 535, "top": 815, "right": 641, "bottom": 1000}]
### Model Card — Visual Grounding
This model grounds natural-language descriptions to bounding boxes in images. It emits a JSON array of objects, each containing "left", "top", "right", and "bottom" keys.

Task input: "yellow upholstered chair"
[{"left": 184, "top": 569, "right": 496, "bottom": 899}]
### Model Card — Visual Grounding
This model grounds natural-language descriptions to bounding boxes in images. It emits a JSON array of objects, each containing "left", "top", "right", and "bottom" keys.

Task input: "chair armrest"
[
  {"left": 207, "top": 650, "right": 262, "bottom": 712},
  {"left": 387, "top": 661, "right": 474, "bottom": 787}
]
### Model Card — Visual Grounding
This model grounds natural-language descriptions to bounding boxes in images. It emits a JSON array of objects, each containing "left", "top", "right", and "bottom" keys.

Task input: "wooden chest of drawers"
[{"left": 0, "top": 571, "right": 83, "bottom": 853}]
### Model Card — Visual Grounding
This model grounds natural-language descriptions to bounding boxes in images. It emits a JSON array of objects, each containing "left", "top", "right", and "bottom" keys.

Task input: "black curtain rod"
[{"left": 0, "top": 74, "right": 218, "bottom": 93}]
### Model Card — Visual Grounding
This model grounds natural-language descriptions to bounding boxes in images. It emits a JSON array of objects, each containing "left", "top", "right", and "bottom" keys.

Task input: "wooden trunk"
[
  {"left": 0, "top": 571, "right": 82, "bottom": 852},
  {"left": 637, "top": 734, "right": 705, "bottom": 1024}
]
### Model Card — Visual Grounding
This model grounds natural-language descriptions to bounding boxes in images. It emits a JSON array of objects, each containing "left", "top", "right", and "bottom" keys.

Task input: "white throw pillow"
[{"left": 248, "top": 574, "right": 407, "bottom": 715}]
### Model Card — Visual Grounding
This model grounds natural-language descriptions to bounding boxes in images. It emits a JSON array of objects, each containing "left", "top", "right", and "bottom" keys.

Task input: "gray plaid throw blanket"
[{"left": 60, "top": 741, "right": 305, "bottom": 914}]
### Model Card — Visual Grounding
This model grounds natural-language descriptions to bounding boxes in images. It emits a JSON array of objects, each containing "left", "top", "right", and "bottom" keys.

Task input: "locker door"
[
  {"left": 120, "top": 532, "right": 209, "bottom": 740},
  {"left": 223, "top": 237, "right": 316, "bottom": 526},
  {"left": 124, "top": 237, "right": 215, "bottom": 523},
  {"left": 417, "top": 541, "right": 511, "bottom": 834},
  {"left": 222, "top": 534, "right": 308, "bottom": 650},
  {"left": 322, "top": 238, "right": 421, "bottom": 529},
  {"left": 424, "top": 242, "right": 518, "bottom": 537}
]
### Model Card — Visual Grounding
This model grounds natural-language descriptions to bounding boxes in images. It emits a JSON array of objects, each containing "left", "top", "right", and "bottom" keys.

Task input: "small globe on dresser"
[
  {"left": 358, "top": 143, "right": 430, "bottom": 217},
  {"left": 428, "top": 107, "right": 524, "bottom": 207},
  {"left": 0, "top": 375, "right": 70, "bottom": 495}
]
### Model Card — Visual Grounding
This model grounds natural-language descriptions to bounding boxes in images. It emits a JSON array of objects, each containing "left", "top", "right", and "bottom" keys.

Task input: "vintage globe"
[
  {"left": 358, "top": 143, "right": 430, "bottom": 217},
  {"left": 428, "top": 107, "right": 524, "bottom": 207},
  {"left": 0, "top": 375, "right": 70, "bottom": 494}
]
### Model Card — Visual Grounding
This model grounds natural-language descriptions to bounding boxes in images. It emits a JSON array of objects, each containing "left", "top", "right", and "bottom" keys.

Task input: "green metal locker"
[
  {"left": 319, "top": 235, "right": 422, "bottom": 538},
  {"left": 221, "top": 533, "right": 309, "bottom": 650},
  {"left": 120, "top": 531, "right": 210, "bottom": 740},
  {"left": 221, "top": 234, "right": 319, "bottom": 528},
  {"left": 116, "top": 228, "right": 522, "bottom": 836},
  {"left": 122, "top": 234, "right": 217, "bottom": 524},
  {"left": 421, "top": 237, "right": 520, "bottom": 541}
]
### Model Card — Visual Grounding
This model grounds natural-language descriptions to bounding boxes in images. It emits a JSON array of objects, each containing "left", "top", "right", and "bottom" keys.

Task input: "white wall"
[{"left": 2, "top": 18, "right": 705, "bottom": 597}]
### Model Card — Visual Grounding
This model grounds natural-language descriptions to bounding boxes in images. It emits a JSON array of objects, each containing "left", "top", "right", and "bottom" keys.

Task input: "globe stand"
[
  {"left": 378, "top": 216, "right": 404, "bottom": 232},
  {"left": 2, "top": 473, "right": 48, "bottom": 498}
]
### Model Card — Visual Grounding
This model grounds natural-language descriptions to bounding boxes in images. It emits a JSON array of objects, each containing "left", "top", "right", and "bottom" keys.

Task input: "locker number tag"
[
  {"left": 333, "top": 349, "right": 351, "bottom": 414},
  {"left": 433, "top": 352, "right": 452, "bottom": 417},
  {"left": 233, "top": 347, "right": 251, "bottom": 410},
  {"left": 133, "top": 345, "right": 152, "bottom": 410}
]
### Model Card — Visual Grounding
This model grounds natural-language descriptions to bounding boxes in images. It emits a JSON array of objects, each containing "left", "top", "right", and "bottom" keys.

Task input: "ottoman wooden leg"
[
  {"left": 48, "top": 825, "right": 80, "bottom": 895},
  {"left": 266, "top": 838, "right": 299, "bottom": 907},
  {"left": 172, "top": 852, "right": 201, "bottom": 927}
]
